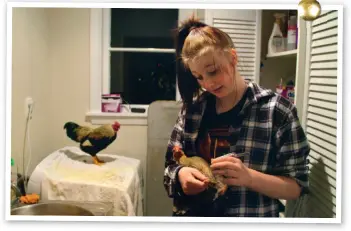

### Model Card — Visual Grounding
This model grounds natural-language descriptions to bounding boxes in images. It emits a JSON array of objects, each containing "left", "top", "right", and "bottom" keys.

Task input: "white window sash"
[
  {"left": 90, "top": 8, "right": 103, "bottom": 113},
  {"left": 102, "top": 8, "right": 111, "bottom": 95},
  {"left": 109, "top": 48, "right": 175, "bottom": 53}
]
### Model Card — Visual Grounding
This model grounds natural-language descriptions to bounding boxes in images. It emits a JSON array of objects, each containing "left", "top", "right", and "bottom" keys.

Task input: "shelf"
[
  {"left": 266, "top": 49, "right": 297, "bottom": 58},
  {"left": 85, "top": 110, "right": 148, "bottom": 126}
]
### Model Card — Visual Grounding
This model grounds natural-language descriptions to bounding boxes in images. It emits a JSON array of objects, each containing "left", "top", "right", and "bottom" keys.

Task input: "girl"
[{"left": 163, "top": 17, "right": 310, "bottom": 217}]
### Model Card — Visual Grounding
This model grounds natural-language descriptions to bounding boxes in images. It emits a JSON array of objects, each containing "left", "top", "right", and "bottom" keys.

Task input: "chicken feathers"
[
  {"left": 64, "top": 122, "right": 90, "bottom": 142},
  {"left": 172, "top": 145, "right": 227, "bottom": 200},
  {"left": 63, "top": 121, "right": 120, "bottom": 166}
]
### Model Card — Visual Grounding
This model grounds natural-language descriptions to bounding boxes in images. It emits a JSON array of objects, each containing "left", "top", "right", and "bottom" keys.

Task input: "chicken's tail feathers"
[
  {"left": 63, "top": 121, "right": 79, "bottom": 129},
  {"left": 63, "top": 121, "right": 80, "bottom": 142},
  {"left": 213, "top": 184, "right": 228, "bottom": 201}
]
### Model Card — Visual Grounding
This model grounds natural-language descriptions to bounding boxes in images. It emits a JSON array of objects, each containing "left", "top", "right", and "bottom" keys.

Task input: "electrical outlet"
[{"left": 25, "top": 97, "right": 34, "bottom": 118}]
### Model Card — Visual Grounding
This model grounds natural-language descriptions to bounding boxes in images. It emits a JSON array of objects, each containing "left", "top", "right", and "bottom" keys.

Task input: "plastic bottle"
[
  {"left": 268, "top": 13, "right": 285, "bottom": 55},
  {"left": 280, "top": 14, "right": 288, "bottom": 51},
  {"left": 286, "top": 80, "right": 295, "bottom": 103},
  {"left": 296, "top": 17, "right": 299, "bottom": 48},
  {"left": 287, "top": 15, "right": 297, "bottom": 50},
  {"left": 276, "top": 78, "right": 283, "bottom": 95}
]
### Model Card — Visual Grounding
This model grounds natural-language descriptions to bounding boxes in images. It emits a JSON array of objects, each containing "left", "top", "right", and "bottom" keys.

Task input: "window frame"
[{"left": 88, "top": 8, "right": 180, "bottom": 124}]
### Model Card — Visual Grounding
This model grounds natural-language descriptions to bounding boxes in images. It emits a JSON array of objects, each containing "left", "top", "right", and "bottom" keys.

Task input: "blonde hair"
[
  {"left": 181, "top": 22, "right": 235, "bottom": 68},
  {"left": 175, "top": 17, "right": 237, "bottom": 111}
]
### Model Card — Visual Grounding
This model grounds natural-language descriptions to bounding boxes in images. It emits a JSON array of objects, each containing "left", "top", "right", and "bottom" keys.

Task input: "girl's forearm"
[{"left": 247, "top": 169, "right": 301, "bottom": 200}]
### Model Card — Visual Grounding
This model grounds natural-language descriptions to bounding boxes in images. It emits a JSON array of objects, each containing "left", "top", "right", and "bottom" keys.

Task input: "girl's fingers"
[
  {"left": 211, "top": 154, "right": 236, "bottom": 164},
  {"left": 212, "top": 169, "right": 238, "bottom": 178},
  {"left": 191, "top": 169, "right": 209, "bottom": 182},
  {"left": 210, "top": 161, "right": 239, "bottom": 171},
  {"left": 222, "top": 177, "right": 240, "bottom": 186}
]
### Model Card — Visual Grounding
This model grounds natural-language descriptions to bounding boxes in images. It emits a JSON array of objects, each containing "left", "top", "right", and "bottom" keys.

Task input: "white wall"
[
  {"left": 12, "top": 8, "right": 52, "bottom": 176},
  {"left": 11, "top": 8, "right": 148, "bottom": 189}
]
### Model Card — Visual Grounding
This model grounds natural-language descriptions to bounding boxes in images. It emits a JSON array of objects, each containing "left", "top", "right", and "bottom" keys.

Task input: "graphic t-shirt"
[{"left": 196, "top": 89, "right": 249, "bottom": 163}]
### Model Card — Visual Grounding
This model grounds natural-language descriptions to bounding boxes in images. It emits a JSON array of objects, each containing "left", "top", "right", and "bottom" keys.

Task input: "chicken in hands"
[
  {"left": 63, "top": 121, "right": 121, "bottom": 166},
  {"left": 172, "top": 145, "right": 227, "bottom": 200}
]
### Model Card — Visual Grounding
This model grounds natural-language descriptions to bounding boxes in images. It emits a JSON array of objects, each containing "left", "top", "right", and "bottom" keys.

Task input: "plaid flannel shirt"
[{"left": 163, "top": 80, "right": 310, "bottom": 217}]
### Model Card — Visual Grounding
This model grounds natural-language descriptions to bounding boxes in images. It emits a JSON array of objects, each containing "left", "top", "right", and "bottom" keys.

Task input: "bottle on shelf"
[
  {"left": 287, "top": 15, "right": 297, "bottom": 51},
  {"left": 268, "top": 13, "right": 285, "bottom": 55}
]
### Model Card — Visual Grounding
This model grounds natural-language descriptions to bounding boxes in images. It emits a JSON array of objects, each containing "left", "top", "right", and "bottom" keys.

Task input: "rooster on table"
[{"left": 63, "top": 121, "right": 121, "bottom": 166}]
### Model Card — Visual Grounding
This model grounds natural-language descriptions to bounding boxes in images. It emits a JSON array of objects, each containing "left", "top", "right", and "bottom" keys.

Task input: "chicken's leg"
[{"left": 92, "top": 156, "right": 104, "bottom": 166}]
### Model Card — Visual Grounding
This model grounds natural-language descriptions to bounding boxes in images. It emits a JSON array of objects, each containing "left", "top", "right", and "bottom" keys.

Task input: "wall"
[
  {"left": 11, "top": 8, "right": 52, "bottom": 176},
  {"left": 11, "top": 8, "right": 148, "bottom": 200},
  {"left": 48, "top": 8, "right": 92, "bottom": 151}
]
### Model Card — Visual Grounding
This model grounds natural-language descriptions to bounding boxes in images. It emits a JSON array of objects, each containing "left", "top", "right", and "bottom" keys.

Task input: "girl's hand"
[
  {"left": 210, "top": 154, "right": 253, "bottom": 187},
  {"left": 178, "top": 167, "right": 209, "bottom": 195}
]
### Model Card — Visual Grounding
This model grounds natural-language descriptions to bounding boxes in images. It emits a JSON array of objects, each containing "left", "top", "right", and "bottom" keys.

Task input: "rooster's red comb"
[{"left": 112, "top": 121, "right": 121, "bottom": 131}]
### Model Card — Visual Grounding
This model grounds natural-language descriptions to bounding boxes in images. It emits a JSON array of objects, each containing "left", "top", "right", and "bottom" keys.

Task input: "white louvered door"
[
  {"left": 300, "top": 10, "right": 340, "bottom": 218},
  {"left": 204, "top": 10, "right": 262, "bottom": 83}
]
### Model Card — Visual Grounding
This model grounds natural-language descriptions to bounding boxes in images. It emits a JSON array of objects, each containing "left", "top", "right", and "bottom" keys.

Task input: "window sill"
[{"left": 85, "top": 111, "right": 148, "bottom": 126}]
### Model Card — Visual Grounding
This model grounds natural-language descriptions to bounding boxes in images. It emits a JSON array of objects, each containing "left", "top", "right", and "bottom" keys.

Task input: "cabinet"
[
  {"left": 294, "top": 10, "right": 339, "bottom": 218},
  {"left": 178, "top": 8, "right": 340, "bottom": 218},
  {"left": 260, "top": 10, "right": 308, "bottom": 122},
  {"left": 260, "top": 10, "right": 339, "bottom": 218}
]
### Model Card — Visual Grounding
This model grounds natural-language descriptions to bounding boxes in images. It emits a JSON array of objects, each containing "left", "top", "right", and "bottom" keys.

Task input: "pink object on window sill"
[{"left": 101, "top": 94, "right": 122, "bottom": 113}]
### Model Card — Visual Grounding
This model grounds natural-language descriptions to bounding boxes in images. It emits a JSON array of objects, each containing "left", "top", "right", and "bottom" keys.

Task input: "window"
[
  {"left": 105, "top": 8, "right": 179, "bottom": 105},
  {"left": 88, "top": 8, "right": 183, "bottom": 124}
]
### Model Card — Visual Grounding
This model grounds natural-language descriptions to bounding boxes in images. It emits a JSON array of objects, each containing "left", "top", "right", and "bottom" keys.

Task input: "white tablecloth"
[{"left": 28, "top": 146, "right": 143, "bottom": 216}]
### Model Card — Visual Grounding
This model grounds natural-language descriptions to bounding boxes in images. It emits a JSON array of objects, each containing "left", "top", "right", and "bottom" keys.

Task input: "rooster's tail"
[{"left": 63, "top": 121, "right": 80, "bottom": 142}]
